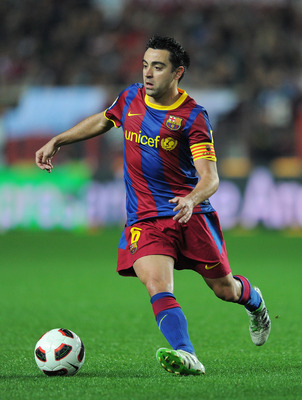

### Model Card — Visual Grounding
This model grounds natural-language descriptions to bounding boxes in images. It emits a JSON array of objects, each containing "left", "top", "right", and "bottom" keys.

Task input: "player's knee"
[{"left": 145, "top": 278, "right": 173, "bottom": 297}]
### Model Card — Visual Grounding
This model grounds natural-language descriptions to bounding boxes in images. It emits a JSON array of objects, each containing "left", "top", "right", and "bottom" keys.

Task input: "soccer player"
[{"left": 35, "top": 35, "right": 271, "bottom": 376}]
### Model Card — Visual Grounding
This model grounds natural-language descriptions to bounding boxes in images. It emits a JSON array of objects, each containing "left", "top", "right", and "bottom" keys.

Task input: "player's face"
[{"left": 143, "top": 48, "right": 183, "bottom": 105}]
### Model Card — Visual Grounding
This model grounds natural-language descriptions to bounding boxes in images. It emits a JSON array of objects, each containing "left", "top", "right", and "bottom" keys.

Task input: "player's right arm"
[{"left": 35, "top": 111, "right": 113, "bottom": 172}]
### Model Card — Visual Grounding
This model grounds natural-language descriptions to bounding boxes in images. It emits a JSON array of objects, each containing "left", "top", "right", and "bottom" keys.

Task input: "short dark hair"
[{"left": 146, "top": 35, "right": 190, "bottom": 82}]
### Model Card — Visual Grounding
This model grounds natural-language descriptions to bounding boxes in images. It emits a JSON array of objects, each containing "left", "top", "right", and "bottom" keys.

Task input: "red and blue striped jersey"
[{"left": 105, "top": 83, "right": 216, "bottom": 226}]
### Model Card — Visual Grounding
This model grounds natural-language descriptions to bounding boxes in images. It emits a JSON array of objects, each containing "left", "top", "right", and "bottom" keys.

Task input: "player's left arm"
[{"left": 169, "top": 158, "right": 219, "bottom": 224}]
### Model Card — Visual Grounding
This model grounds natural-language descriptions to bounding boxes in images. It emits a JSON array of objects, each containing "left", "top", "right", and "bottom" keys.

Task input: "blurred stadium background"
[{"left": 1, "top": 0, "right": 302, "bottom": 231}]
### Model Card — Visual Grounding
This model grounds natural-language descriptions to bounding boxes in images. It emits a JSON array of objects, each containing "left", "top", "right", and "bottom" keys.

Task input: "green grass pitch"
[{"left": 0, "top": 228, "right": 301, "bottom": 400}]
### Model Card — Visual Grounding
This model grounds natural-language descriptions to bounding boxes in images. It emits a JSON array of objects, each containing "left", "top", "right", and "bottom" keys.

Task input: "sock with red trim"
[
  {"left": 234, "top": 275, "right": 262, "bottom": 312},
  {"left": 150, "top": 292, "right": 195, "bottom": 354}
]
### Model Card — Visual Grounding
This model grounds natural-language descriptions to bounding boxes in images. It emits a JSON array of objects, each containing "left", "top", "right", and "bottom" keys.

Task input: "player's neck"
[{"left": 148, "top": 88, "right": 181, "bottom": 107}]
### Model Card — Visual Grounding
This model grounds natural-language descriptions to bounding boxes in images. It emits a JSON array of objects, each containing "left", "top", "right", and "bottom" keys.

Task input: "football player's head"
[{"left": 146, "top": 35, "right": 190, "bottom": 82}]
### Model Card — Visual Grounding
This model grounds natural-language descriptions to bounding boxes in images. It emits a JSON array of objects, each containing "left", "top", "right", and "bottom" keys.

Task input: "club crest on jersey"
[
  {"left": 161, "top": 137, "right": 178, "bottom": 151},
  {"left": 166, "top": 115, "right": 182, "bottom": 131}
]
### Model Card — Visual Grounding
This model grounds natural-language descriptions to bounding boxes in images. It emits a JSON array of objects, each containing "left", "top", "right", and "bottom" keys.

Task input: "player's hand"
[
  {"left": 35, "top": 141, "right": 60, "bottom": 173},
  {"left": 169, "top": 196, "right": 194, "bottom": 224}
]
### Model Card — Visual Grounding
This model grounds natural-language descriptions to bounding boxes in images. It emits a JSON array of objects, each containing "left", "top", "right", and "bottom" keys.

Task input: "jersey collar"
[{"left": 144, "top": 88, "right": 188, "bottom": 110}]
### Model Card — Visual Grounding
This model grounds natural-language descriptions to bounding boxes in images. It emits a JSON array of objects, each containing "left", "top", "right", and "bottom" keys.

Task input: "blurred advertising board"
[{"left": 0, "top": 165, "right": 301, "bottom": 231}]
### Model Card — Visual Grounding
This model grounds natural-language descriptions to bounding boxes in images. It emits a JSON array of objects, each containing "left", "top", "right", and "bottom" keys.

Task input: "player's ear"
[{"left": 174, "top": 66, "right": 184, "bottom": 81}]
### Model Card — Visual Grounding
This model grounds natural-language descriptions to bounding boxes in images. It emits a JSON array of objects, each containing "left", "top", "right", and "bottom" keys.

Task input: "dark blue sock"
[
  {"left": 245, "top": 288, "right": 262, "bottom": 312},
  {"left": 234, "top": 275, "right": 262, "bottom": 312}
]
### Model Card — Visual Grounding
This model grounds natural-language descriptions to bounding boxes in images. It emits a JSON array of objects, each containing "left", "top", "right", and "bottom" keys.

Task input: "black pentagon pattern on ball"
[
  {"left": 67, "top": 362, "right": 79, "bottom": 373},
  {"left": 59, "top": 328, "right": 74, "bottom": 338},
  {"left": 43, "top": 368, "right": 69, "bottom": 376},
  {"left": 55, "top": 344, "right": 72, "bottom": 360},
  {"left": 78, "top": 341, "right": 85, "bottom": 362},
  {"left": 35, "top": 347, "right": 47, "bottom": 362}
]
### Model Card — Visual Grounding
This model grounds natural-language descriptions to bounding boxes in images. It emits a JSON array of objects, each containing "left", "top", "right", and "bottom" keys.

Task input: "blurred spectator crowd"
[
  {"left": 1, "top": 0, "right": 301, "bottom": 90},
  {"left": 1, "top": 0, "right": 302, "bottom": 172}
]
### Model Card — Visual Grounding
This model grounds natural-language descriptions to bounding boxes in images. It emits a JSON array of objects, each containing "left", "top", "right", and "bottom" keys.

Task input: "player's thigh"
[{"left": 133, "top": 254, "right": 175, "bottom": 296}]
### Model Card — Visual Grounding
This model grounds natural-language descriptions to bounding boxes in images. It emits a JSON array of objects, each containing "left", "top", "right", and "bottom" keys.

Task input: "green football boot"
[{"left": 156, "top": 348, "right": 205, "bottom": 375}]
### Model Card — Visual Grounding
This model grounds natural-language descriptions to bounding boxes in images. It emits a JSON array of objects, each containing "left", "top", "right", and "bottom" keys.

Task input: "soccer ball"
[{"left": 34, "top": 328, "right": 85, "bottom": 376}]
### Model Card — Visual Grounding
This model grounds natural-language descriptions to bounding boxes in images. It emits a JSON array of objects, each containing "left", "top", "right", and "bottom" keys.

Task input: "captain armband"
[{"left": 190, "top": 142, "right": 217, "bottom": 162}]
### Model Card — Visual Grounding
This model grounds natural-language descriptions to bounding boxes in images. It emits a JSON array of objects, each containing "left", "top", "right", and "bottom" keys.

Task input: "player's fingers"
[
  {"left": 35, "top": 151, "right": 43, "bottom": 165},
  {"left": 173, "top": 203, "right": 184, "bottom": 212},
  {"left": 173, "top": 206, "right": 187, "bottom": 220},
  {"left": 36, "top": 154, "right": 52, "bottom": 172},
  {"left": 36, "top": 157, "right": 46, "bottom": 170},
  {"left": 169, "top": 197, "right": 180, "bottom": 204},
  {"left": 177, "top": 211, "right": 192, "bottom": 224},
  {"left": 36, "top": 150, "right": 48, "bottom": 166},
  {"left": 174, "top": 214, "right": 187, "bottom": 223}
]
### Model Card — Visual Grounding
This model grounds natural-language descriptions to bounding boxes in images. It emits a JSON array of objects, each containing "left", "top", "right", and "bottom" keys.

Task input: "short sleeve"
[
  {"left": 188, "top": 110, "right": 217, "bottom": 162},
  {"left": 104, "top": 87, "right": 130, "bottom": 128}
]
